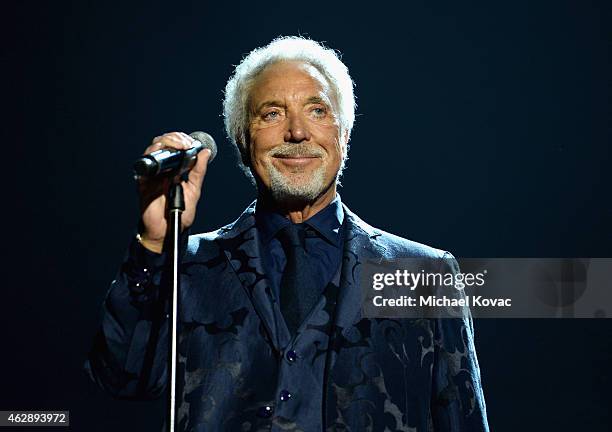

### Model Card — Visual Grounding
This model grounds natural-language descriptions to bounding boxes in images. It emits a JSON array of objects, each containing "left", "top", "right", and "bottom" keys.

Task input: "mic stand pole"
[{"left": 166, "top": 180, "right": 184, "bottom": 432}]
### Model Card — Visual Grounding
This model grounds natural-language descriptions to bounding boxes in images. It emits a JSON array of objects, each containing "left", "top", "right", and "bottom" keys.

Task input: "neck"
[{"left": 258, "top": 183, "right": 337, "bottom": 223}]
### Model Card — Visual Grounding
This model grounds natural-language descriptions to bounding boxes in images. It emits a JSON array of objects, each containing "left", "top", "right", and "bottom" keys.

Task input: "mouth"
[{"left": 273, "top": 155, "right": 320, "bottom": 168}]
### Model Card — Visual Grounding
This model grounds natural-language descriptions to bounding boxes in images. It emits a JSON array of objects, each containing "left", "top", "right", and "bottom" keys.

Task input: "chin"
[
  {"left": 270, "top": 175, "right": 322, "bottom": 202},
  {"left": 265, "top": 159, "right": 333, "bottom": 202}
]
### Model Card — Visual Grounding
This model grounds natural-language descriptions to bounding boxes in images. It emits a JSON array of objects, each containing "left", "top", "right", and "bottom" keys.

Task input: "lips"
[
  {"left": 275, "top": 155, "right": 318, "bottom": 159},
  {"left": 273, "top": 155, "right": 320, "bottom": 167}
]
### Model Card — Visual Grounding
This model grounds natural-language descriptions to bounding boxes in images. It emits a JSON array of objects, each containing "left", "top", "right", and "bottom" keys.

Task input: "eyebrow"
[
  {"left": 305, "top": 96, "right": 328, "bottom": 105},
  {"left": 254, "top": 96, "right": 330, "bottom": 114},
  {"left": 254, "top": 100, "right": 284, "bottom": 113}
]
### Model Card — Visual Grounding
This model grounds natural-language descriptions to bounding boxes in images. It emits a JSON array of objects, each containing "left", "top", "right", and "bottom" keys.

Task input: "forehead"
[{"left": 249, "top": 61, "right": 330, "bottom": 104}]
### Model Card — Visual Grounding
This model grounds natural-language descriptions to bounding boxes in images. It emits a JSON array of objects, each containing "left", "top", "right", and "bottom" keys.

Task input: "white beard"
[{"left": 267, "top": 162, "right": 329, "bottom": 203}]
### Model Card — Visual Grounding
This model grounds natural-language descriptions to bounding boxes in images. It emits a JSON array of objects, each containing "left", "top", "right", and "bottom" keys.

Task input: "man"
[{"left": 86, "top": 36, "right": 489, "bottom": 431}]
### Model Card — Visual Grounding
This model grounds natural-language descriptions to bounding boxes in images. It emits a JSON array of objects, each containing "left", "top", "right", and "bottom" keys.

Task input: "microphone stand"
[
  {"left": 134, "top": 140, "right": 215, "bottom": 431},
  {"left": 165, "top": 180, "right": 184, "bottom": 432}
]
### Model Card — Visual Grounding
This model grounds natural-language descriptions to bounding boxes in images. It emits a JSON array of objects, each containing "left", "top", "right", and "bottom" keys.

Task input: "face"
[{"left": 247, "top": 61, "right": 345, "bottom": 204}]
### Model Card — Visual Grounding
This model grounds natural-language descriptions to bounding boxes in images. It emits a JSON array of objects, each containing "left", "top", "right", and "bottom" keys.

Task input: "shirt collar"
[{"left": 256, "top": 194, "right": 345, "bottom": 247}]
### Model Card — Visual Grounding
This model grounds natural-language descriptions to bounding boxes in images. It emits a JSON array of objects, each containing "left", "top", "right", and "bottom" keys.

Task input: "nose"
[{"left": 284, "top": 111, "right": 311, "bottom": 143}]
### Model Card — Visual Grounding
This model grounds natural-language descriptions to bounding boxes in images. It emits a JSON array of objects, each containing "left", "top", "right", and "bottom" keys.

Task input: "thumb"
[{"left": 187, "top": 148, "right": 212, "bottom": 189}]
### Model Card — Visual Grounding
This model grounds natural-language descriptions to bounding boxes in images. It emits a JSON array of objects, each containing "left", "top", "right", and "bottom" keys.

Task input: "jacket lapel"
[
  {"left": 214, "top": 201, "right": 283, "bottom": 351},
  {"left": 334, "top": 204, "right": 387, "bottom": 339},
  {"left": 213, "top": 201, "right": 387, "bottom": 353}
]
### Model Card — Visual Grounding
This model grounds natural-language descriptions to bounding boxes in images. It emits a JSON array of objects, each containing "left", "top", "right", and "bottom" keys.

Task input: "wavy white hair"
[{"left": 223, "top": 36, "right": 356, "bottom": 181}]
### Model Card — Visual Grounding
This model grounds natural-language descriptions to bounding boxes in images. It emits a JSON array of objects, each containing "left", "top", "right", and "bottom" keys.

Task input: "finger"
[
  {"left": 143, "top": 136, "right": 189, "bottom": 155},
  {"left": 186, "top": 149, "right": 212, "bottom": 189},
  {"left": 143, "top": 140, "right": 164, "bottom": 155},
  {"left": 178, "top": 132, "right": 194, "bottom": 143},
  {"left": 164, "top": 132, "right": 194, "bottom": 148},
  {"left": 138, "top": 173, "right": 170, "bottom": 206},
  {"left": 147, "top": 132, "right": 191, "bottom": 151}
]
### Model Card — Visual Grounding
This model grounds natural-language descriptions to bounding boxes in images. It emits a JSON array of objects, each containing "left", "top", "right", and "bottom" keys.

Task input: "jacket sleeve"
[
  {"left": 431, "top": 252, "right": 489, "bottom": 431},
  {"left": 84, "top": 236, "right": 171, "bottom": 400}
]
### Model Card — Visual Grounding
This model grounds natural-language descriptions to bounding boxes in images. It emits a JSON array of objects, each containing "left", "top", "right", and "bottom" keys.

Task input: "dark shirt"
[{"left": 255, "top": 194, "right": 345, "bottom": 306}]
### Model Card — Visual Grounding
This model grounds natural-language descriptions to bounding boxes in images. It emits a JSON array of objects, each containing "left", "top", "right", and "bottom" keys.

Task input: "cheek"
[
  {"left": 314, "top": 125, "right": 341, "bottom": 152},
  {"left": 251, "top": 126, "right": 280, "bottom": 153},
  {"left": 248, "top": 130, "right": 264, "bottom": 161},
  {"left": 248, "top": 134, "right": 273, "bottom": 177},
  {"left": 324, "top": 134, "right": 343, "bottom": 163},
  {"left": 251, "top": 145, "right": 269, "bottom": 169}
]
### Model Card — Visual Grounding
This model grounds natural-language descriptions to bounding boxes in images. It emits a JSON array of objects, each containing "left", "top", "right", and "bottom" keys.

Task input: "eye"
[
  {"left": 311, "top": 106, "right": 327, "bottom": 118},
  {"left": 262, "top": 110, "right": 281, "bottom": 121}
]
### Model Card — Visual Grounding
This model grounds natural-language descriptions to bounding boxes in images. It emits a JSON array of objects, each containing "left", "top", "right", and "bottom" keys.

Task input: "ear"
[
  {"left": 236, "top": 134, "right": 252, "bottom": 168},
  {"left": 342, "top": 129, "right": 350, "bottom": 146},
  {"left": 340, "top": 129, "right": 350, "bottom": 158}
]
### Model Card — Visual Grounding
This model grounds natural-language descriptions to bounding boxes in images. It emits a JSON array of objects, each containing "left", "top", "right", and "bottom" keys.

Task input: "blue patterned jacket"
[{"left": 86, "top": 201, "right": 489, "bottom": 431}]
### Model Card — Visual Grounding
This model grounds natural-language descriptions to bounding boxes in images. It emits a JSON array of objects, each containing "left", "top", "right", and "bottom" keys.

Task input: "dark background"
[{"left": 4, "top": 0, "right": 611, "bottom": 430}]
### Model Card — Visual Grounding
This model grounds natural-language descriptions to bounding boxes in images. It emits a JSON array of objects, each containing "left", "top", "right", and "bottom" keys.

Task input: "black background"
[{"left": 3, "top": 0, "right": 611, "bottom": 430}]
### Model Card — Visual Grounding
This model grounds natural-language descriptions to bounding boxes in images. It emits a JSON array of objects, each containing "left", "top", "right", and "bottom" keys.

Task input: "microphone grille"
[{"left": 190, "top": 131, "right": 218, "bottom": 163}]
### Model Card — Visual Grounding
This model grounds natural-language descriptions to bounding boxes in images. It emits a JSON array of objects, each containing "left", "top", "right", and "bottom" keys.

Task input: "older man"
[{"left": 86, "top": 37, "right": 489, "bottom": 431}]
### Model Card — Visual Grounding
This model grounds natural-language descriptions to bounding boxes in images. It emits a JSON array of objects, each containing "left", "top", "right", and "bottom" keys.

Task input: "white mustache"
[{"left": 269, "top": 145, "right": 324, "bottom": 158}]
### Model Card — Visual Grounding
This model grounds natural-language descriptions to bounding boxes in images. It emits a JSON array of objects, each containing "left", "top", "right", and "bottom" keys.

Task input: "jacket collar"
[
  {"left": 215, "top": 199, "right": 386, "bottom": 347},
  {"left": 216, "top": 199, "right": 381, "bottom": 243},
  {"left": 255, "top": 194, "right": 344, "bottom": 248}
]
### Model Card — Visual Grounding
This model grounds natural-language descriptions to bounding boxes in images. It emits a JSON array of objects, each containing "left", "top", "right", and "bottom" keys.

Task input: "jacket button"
[
  {"left": 256, "top": 405, "right": 273, "bottom": 418},
  {"left": 279, "top": 390, "right": 292, "bottom": 401},
  {"left": 286, "top": 350, "right": 297, "bottom": 362}
]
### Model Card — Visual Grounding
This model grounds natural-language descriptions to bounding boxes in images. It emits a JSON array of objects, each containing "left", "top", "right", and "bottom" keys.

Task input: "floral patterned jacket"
[{"left": 86, "top": 201, "right": 489, "bottom": 431}]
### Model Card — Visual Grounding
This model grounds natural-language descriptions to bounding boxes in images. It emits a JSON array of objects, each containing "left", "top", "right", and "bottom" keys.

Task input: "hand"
[{"left": 137, "top": 132, "right": 212, "bottom": 253}]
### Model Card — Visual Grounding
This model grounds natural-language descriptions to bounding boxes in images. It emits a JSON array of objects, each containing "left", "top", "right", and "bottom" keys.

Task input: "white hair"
[{"left": 223, "top": 36, "right": 356, "bottom": 180}]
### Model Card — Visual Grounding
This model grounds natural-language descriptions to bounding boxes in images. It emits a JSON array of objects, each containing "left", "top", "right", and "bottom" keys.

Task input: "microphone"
[{"left": 133, "top": 131, "right": 217, "bottom": 178}]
